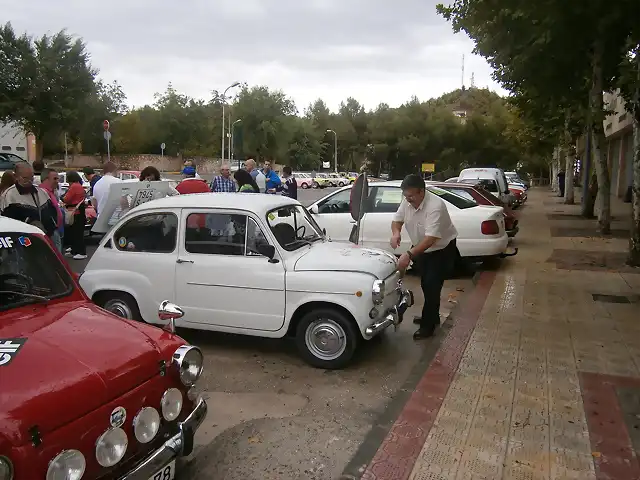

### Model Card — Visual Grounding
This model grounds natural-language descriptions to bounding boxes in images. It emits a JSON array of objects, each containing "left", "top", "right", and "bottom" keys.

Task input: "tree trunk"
[
  {"left": 629, "top": 115, "right": 640, "bottom": 266},
  {"left": 564, "top": 110, "right": 575, "bottom": 204},
  {"left": 582, "top": 127, "right": 596, "bottom": 217},
  {"left": 590, "top": 39, "right": 611, "bottom": 234},
  {"left": 551, "top": 150, "right": 559, "bottom": 191},
  {"left": 35, "top": 138, "right": 44, "bottom": 162},
  {"left": 628, "top": 54, "right": 640, "bottom": 267}
]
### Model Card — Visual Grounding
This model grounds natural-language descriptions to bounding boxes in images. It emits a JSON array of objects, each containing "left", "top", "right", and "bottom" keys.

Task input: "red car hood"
[{"left": 0, "top": 301, "right": 163, "bottom": 446}]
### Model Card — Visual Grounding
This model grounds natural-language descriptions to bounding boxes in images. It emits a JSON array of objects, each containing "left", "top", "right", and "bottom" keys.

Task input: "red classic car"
[
  {"left": 0, "top": 217, "right": 207, "bottom": 480},
  {"left": 429, "top": 181, "right": 520, "bottom": 237}
]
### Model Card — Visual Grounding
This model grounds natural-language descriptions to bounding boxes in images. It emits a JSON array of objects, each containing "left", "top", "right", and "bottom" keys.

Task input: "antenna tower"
[
  {"left": 471, "top": 72, "right": 475, "bottom": 88},
  {"left": 461, "top": 54, "right": 465, "bottom": 90}
]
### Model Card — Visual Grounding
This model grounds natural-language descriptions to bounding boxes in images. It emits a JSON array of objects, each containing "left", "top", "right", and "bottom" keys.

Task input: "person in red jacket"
[{"left": 176, "top": 170, "right": 210, "bottom": 194}]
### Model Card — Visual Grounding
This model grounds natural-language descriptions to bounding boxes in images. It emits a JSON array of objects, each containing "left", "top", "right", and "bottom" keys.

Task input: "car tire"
[
  {"left": 312, "top": 182, "right": 319, "bottom": 189},
  {"left": 338, "top": 181, "right": 346, "bottom": 187},
  {"left": 295, "top": 308, "right": 359, "bottom": 369},
  {"left": 97, "top": 292, "right": 143, "bottom": 322},
  {"left": 301, "top": 182, "right": 309, "bottom": 189}
]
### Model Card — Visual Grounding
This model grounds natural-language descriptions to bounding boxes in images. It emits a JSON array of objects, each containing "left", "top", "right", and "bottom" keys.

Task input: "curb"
[{"left": 339, "top": 268, "right": 488, "bottom": 479}]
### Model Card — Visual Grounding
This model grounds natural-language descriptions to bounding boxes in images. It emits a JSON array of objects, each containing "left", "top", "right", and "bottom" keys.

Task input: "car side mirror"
[
  {"left": 310, "top": 204, "right": 319, "bottom": 214},
  {"left": 322, "top": 228, "right": 326, "bottom": 235},
  {"left": 158, "top": 300, "right": 184, "bottom": 334},
  {"left": 256, "top": 243, "right": 278, "bottom": 263}
]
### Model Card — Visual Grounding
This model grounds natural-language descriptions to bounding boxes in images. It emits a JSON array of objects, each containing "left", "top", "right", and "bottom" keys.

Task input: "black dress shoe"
[{"left": 413, "top": 328, "right": 435, "bottom": 340}]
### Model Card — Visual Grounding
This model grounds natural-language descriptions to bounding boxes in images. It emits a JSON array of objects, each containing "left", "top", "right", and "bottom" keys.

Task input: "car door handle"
[{"left": 176, "top": 258, "right": 194, "bottom": 264}]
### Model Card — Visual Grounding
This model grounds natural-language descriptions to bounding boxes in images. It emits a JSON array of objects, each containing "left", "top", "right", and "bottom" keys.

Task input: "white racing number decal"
[
  {"left": 132, "top": 188, "right": 154, "bottom": 208},
  {"left": 0, "top": 237, "right": 14, "bottom": 248},
  {"left": 0, "top": 338, "right": 27, "bottom": 366}
]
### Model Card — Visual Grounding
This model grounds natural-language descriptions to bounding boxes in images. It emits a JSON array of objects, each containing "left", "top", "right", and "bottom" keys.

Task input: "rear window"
[
  {"left": 0, "top": 233, "right": 73, "bottom": 311},
  {"left": 427, "top": 187, "right": 476, "bottom": 210}
]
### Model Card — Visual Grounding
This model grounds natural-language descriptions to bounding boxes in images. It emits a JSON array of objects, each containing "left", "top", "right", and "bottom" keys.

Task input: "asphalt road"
[{"left": 69, "top": 187, "right": 484, "bottom": 479}]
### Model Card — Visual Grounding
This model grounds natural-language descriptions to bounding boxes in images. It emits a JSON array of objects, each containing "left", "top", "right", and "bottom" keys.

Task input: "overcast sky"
[{"left": 3, "top": 0, "right": 505, "bottom": 113}]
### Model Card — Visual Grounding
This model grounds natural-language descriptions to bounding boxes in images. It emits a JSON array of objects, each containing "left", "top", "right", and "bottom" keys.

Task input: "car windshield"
[
  {"left": 0, "top": 232, "right": 74, "bottom": 311},
  {"left": 266, "top": 204, "right": 325, "bottom": 251},
  {"left": 426, "top": 186, "right": 476, "bottom": 209}
]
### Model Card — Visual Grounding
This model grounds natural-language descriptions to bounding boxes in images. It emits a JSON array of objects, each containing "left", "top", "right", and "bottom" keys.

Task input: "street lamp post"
[
  {"left": 326, "top": 129, "right": 338, "bottom": 173},
  {"left": 231, "top": 119, "right": 242, "bottom": 167},
  {"left": 220, "top": 82, "right": 240, "bottom": 162}
]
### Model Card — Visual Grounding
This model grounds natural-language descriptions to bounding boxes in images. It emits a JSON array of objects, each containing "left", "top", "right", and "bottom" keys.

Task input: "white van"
[{"left": 458, "top": 167, "right": 514, "bottom": 205}]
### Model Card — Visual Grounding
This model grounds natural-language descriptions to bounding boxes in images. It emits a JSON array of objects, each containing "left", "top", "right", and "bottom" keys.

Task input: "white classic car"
[
  {"left": 308, "top": 181, "right": 511, "bottom": 262},
  {"left": 80, "top": 193, "right": 413, "bottom": 369}
]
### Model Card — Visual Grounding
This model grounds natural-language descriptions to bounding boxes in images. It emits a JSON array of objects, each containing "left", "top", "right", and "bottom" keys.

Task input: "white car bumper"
[{"left": 458, "top": 234, "right": 509, "bottom": 258}]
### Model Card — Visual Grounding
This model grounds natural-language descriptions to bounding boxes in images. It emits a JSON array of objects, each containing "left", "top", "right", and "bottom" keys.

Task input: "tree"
[
  {"left": 618, "top": 41, "right": 640, "bottom": 266},
  {"left": 437, "top": 0, "right": 640, "bottom": 232},
  {"left": 0, "top": 23, "right": 96, "bottom": 160}
]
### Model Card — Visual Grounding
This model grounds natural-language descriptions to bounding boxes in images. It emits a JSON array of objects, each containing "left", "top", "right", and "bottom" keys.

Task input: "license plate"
[
  {"left": 148, "top": 460, "right": 175, "bottom": 480},
  {"left": 132, "top": 188, "right": 154, "bottom": 207}
]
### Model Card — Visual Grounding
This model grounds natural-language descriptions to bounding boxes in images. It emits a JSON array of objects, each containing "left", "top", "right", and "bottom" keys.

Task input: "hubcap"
[
  {"left": 104, "top": 299, "right": 133, "bottom": 319},
  {"left": 305, "top": 319, "right": 347, "bottom": 361}
]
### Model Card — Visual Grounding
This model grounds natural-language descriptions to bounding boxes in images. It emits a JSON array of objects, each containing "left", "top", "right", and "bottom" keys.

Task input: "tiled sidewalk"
[{"left": 361, "top": 189, "right": 640, "bottom": 480}]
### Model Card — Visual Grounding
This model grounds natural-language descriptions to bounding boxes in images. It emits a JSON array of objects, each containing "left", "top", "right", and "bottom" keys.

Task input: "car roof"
[
  {"left": 0, "top": 216, "right": 44, "bottom": 234},
  {"left": 134, "top": 192, "right": 299, "bottom": 214}
]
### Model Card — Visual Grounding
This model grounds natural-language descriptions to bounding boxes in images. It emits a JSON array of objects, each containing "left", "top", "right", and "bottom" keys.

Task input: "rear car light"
[{"left": 481, "top": 220, "right": 500, "bottom": 235}]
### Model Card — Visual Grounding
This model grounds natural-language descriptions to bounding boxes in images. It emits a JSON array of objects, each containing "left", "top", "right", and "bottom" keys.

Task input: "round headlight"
[
  {"left": 46, "top": 450, "right": 85, "bottom": 480},
  {"left": 0, "top": 456, "right": 13, "bottom": 480},
  {"left": 161, "top": 388, "right": 183, "bottom": 421},
  {"left": 173, "top": 346, "right": 203, "bottom": 387},
  {"left": 372, "top": 279, "right": 385, "bottom": 304},
  {"left": 95, "top": 427, "right": 128, "bottom": 467},
  {"left": 133, "top": 407, "right": 160, "bottom": 444}
]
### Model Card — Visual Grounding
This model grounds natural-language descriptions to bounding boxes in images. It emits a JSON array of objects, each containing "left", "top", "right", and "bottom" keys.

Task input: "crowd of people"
[{"left": 0, "top": 157, "right": 297, "bottom": 260}]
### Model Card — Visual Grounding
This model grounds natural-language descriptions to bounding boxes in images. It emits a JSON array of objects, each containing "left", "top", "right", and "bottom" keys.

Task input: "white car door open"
[
  {"left": 310, "top": 188, "right": 357, "bottom": 243},
  {"left": 174, "top": 209, "right": 286, "bottom": 332},
  {"left": 364, "top": 186, "right": 411, "bottom": 252}
]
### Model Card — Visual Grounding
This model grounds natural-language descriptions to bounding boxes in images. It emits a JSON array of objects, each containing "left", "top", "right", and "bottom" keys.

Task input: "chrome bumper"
[
  {"left": 365, "top": 283, "right": 414, "bottom": 336},
  {"left": 119, "top": 396, "right": 208, "bottom": 480}
]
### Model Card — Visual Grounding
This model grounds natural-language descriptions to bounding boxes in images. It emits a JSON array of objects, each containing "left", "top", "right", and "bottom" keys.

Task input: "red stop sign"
[{"left": 103, "top": 120, "right": 110, "bottom": 131}]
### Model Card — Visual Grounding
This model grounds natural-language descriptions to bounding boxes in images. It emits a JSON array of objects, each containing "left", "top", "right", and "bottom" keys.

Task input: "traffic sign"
[
  {"left": 103, "top": 120, "right": 110, "bottom": 131},
  {"left": 421, "top": 163, "right": 435, "bottom": 172},
  {"left": 161, "top": 143, "right": 166, "bottom": 150},
  {"left": 103, "top": 131, "right": 112, "bottom": 141}
]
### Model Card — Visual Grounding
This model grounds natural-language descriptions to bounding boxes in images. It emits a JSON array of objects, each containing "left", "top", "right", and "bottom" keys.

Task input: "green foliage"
[{"left": 0, "top": 22, "right": 96, "bottom": 159}]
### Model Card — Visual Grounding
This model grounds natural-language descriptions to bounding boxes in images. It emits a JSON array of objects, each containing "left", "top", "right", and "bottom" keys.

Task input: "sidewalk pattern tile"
[{"left": 360, "top": 190, "right": 640, "bottom": 480}]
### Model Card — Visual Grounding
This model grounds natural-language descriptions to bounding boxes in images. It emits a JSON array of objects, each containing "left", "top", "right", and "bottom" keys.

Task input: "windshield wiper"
[{"left": 0, "top": 290, "right": 50, "bottom": 304}]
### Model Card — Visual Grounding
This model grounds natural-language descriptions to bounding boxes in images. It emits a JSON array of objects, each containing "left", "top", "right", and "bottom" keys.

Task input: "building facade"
[
  {"left": 0, "top": 122, "right": 35, "bottom": 161},
  {"left": 603, "top": 91, "right": 634, "bottom": 198}
]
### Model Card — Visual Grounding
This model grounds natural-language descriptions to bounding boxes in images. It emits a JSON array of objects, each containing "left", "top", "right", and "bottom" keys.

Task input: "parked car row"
[{"left": 294, "top": 171, "right": 358, "bottom": 189}]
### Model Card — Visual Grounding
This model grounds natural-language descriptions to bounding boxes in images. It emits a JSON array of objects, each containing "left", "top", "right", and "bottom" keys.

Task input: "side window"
[
  {"left": 316, "top": 189, "right": 352, "bottom": 214},
  {"left": 114, "top": 213, "right": 178, "bottom": 253},
  {"left": 371, "top": 187, "right": 402, "bottom": 213},
  {"left": 185, "top": 213, "right": 246, "bottom": 256},
  {"left": 246, "top": 218, "right": 270, "bottom": 256}
]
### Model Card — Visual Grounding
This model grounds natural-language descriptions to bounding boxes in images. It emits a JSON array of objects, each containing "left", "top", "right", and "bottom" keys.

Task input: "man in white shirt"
[
  {"left": 390, "top": 174, "right": 458, "bottom": 339},
  {"left": 92, "top": 161, "right": 122, "bottom": 220},
  {"left": 245, "top": 158, "right": 266, "bottom": 193}
]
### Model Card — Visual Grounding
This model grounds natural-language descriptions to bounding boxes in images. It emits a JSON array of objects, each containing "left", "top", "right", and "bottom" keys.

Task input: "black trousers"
[
  {"left": 68, "top": 210, "right": 86, "bottom": 255},
  {"left": 418, "top": 239, "right": 457, "bottom": 330}
]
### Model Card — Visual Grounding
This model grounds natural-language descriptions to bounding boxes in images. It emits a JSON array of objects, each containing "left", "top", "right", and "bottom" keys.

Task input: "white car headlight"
[
  {"left": 95, "top": 427, "right": 128, "bottom": 467},
  {"left": 172, "top": 346, "right": 203, "bottom": 387},
  {"left": 133, "top": 407, "right": 160, "bottom": 444},
  {"left": 161, "top": 388, "right": 183, "bottom": 421},
  {"left": 46, "top": 450, "right": 85, "bottom": 480},
  {"left": 372, "top": 280, "right": 385, "bottom": 304},
  {"left": 0, "top": 457, "right": 13, "bottom": 480}
]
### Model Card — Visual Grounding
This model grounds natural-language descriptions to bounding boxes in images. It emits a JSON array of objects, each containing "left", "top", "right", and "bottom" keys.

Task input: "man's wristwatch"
[{"left": 406, "top": 250, "right": 414, "bottom": 260}]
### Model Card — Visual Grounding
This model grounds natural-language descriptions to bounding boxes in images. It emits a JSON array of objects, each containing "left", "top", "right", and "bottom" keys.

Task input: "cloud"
[{"left": 2, "top": 0, "right": 506, "bottom": 111}]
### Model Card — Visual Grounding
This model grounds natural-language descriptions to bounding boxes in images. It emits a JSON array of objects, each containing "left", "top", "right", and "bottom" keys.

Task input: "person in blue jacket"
[{"left": 262, "top": 160, "right": 281, "bottom": 193}]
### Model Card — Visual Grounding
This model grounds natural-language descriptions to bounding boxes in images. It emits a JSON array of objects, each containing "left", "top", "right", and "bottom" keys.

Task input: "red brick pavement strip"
[
  {"left": 361, "top": 270, "right": 497, "bottom": 480},
  {"left": 580, "top": 372, "right": 640, "bottom": 480}
]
